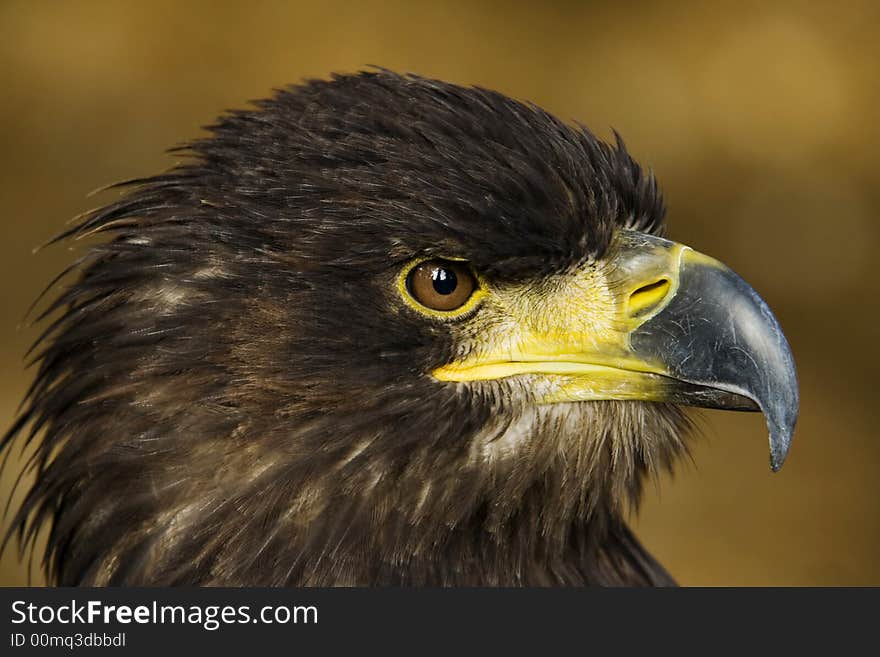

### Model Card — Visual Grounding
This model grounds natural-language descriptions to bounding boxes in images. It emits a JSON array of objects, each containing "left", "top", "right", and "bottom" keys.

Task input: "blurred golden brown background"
[{"left": 1, "top": 0, "right": 878, "bottom": 586}]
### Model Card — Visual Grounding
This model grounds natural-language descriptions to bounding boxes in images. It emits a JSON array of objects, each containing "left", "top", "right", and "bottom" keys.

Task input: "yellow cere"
[{"left": 626, "top": 278, "right": 672, "bottom": 318}]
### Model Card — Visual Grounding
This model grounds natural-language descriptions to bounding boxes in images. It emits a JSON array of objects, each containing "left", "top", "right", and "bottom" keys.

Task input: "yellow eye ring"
[{"left": 397, "top": 257, "right": 487, "bottom": 319}]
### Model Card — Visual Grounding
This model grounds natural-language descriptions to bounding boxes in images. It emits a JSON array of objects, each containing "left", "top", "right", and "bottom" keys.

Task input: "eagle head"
[{"left": 4, "top": 71, "right": 798, "bottom": 586}]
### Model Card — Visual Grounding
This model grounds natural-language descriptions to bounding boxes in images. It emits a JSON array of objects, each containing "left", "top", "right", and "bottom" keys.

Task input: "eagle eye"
[{"left": 405, "top": 259, "right": 478, "bottom": 313}]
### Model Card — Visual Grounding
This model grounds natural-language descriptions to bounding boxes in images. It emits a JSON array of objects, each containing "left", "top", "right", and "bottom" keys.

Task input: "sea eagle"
[{"left": 3, "top": 71, "right": 798, "bottom": 586}]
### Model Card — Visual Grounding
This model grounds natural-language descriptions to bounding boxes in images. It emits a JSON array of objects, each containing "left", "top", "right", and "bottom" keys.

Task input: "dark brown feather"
[{"left": 3, "top": 70, "right": 687, "bottom": 586}]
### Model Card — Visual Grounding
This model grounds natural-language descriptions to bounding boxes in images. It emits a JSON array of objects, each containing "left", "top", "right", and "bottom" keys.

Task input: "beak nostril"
[{"left": 628, "top": 279, "right": 671, "bottom": 318}]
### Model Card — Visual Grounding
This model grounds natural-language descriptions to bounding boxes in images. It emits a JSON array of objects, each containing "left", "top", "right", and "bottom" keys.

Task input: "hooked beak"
[{"left": 433, "top": 230, "right": 799, "bottom": 471}]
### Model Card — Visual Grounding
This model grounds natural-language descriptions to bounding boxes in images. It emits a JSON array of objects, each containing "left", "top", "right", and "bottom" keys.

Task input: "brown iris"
[{"left": 406, "top": 259, "right": 477, "bottom": 311}]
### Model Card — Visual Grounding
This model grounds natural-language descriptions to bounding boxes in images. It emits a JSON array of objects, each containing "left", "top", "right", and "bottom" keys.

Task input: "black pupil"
[{"left": 431, "top": 267, "right": 458, "bottom": 295}]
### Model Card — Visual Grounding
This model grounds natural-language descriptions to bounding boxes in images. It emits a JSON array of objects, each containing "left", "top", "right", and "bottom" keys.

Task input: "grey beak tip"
[
  {"left": 768, "top": 419, "right": 796, "bottom": 472},
  {"left": 770, "top": 456, "right": 784, "bottom": 473}
]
